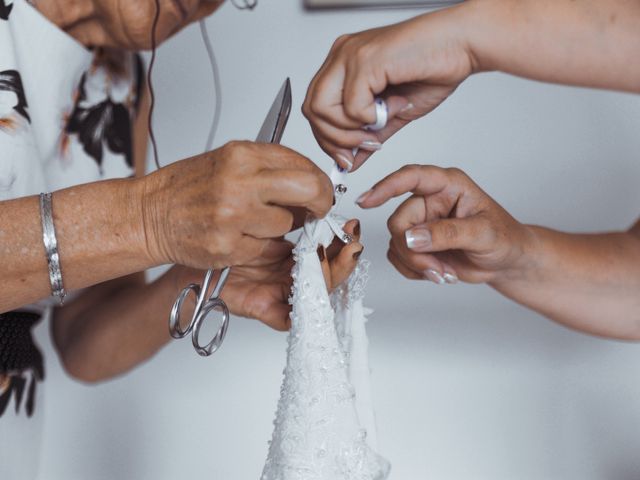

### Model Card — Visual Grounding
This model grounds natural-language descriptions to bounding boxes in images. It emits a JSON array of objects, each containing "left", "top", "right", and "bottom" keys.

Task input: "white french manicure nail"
[
  {"left": 335, "top": 153, "right": 353, "bottom": 172},
  {"left": 443, "top": 272, "right": 459, "bottom": 284},
  {"left": 358, "top": 140, "right": 383, "bottom": 151},
  {"left": 400, "top": 102, "right": 414, "bottom": 113},
  {"left": 424, "top": 269, "right": 446, "bottom": 285},
  {"left": 405, "top": 228, "right": 432, "bottom": 250}
]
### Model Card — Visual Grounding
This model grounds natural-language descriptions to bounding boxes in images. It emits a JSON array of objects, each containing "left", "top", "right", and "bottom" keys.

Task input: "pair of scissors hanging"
[{"left": 169, "top": 78, "right": 293, "bottom": 357}]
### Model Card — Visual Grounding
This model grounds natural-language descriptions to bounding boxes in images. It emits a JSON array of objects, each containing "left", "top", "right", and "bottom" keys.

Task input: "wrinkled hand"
[
  {"left": 172, "top": 219, "right": 364, "bottom": 331},
  {"left": 141, "top": 141, "right": 334, "bottom": 271},
  {"left": 303, "top": 6, "right": 476, "bottom": 172},
  {"left": 357, "top": 165, "right": 534, "bottom": 285}
]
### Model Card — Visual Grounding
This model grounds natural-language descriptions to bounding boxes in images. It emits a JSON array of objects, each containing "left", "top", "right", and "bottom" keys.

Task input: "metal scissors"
[{"left": 169, "top": 78, "right": 293, "bottom": 357}]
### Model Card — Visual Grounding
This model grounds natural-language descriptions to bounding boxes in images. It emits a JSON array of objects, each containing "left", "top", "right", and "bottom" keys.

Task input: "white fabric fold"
[{"left": 261, "top": 206, "right": 390, "bottom": 480}]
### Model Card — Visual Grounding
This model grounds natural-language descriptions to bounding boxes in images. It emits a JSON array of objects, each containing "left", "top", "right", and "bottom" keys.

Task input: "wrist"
[
  {"left": 488, "top": 224, "right": 543, "bottom": 288},
  {"left": 136, "top": 171, "right": 173, "bottom": 266},
  {"left": 120, "top": 177, "right": 160, "bottom": 268},
  {"left": 458, "top": 0, "right": 510, "bottom": 74}
]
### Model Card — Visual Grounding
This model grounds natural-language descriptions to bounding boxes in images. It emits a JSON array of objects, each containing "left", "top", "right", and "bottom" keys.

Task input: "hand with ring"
[{"left": 303, "top": 6, "right": 475, "bottom": 173}]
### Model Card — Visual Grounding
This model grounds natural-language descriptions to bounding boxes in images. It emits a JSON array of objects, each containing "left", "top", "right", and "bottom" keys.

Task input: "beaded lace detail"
[{"left": 261, "top": 215, "right": 390, "bottom": 480}]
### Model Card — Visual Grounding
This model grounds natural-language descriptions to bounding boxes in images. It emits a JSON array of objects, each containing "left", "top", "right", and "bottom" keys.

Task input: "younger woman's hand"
[
  {"left": 303, "top": 5, "right": 477, "bottom": 172},
  {"left": 357, "top": 165, "right": 534, "bottom": 285}
]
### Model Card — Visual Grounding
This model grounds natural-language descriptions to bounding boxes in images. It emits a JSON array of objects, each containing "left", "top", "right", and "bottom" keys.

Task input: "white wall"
[{"left": 36, "top": 1, "right": 640, "bottom": 479}]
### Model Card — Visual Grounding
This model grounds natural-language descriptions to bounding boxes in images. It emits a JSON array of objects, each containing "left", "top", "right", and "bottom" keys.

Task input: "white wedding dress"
[{"left": 261, "top": 171, "right": 390, "bottom": 480}]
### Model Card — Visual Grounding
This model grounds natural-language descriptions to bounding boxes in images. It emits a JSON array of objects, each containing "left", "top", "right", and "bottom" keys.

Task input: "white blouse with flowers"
[{"left": 0, "top": 0, "right": 142, "bottom": 477}]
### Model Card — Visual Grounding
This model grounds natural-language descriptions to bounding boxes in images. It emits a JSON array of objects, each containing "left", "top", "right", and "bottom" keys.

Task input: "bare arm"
[
  {"left": 304, "top": 0, "right": 640, "bottom": 171},
  {"left": 0, "top": 178, "right": 150, "bottom": 313},
  {"left": 359, "top": 165, "right": 640, "bottom": 341},
  {"left": 490, "top": 219, "right": 640, "bottom": 340},
  {"left": 469, "top": 0, "right": 640, "bottom": 94}
]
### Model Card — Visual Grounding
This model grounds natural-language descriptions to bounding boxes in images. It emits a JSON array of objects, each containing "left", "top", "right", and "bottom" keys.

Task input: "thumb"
[{"left": 405, "top": 216, "right": 493, "bottom": 254}]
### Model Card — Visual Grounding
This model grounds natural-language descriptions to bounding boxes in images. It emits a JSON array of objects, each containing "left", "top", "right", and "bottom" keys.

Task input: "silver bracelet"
[{"left": 39, "top": 192, "right": 66, "bottom": 305}]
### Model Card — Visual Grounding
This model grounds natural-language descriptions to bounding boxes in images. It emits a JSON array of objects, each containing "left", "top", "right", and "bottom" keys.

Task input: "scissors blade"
[{"left": 255, "top": 78, "right": 292, "bottom": 144}]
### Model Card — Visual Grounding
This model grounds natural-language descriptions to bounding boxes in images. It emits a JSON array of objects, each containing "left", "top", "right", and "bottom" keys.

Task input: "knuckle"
[
  {"left": 401, "top": 163, "right": 422, "bottom": 176},
  {"left": 441, "top": 222, "right": 459, "bottom": 242},
  {"left": 343, "top": 101, "right": 361, "bottom": 120},
  {"left": 301, "top": 101, "right": 311, "bottom": 119},
  {"left": 210, "top": 203, "right": 237, "bottom": 225},
  {"left": 309, "top": 97, "right": 325, "bottom": 117},
  {"left": 386, "top": 214, "right": 399, "bottom": 234},
  {"left": 446, "top": 167, "right": 468, "bottom": 182},
  {"left": 332, "top": 34, "right": 350, "bottom": 51},
  {"left": 354, "top": 44, "right": 374, "bottom": 64},
  {"left": 223, "top": 140, "right": 251, "bottom": 159},
  {"left": 212, "top": 235, "right": 234, "bottom": 259}
]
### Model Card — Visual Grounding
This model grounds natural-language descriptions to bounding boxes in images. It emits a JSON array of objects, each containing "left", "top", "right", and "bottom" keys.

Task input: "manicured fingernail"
[
  {"left": 353, "top": 247, "right": 364, "bottom": 260},
  {"left": 317, "top": 245, "right": 326, "bottom": 262},
  {"left": 424, "top": 269, "right": 445, "bottom": 285},
  {"left": 443, "top": 272, "right": 459, "bottom": 284},
  {"left": 356, "top": 189, "right": 372, "bottom": 205},
  {"left": 358, "top": 140, "right": 382, "bottom": 151},
  {"left": 353, "top": 220, "right": 361, "bottom": 237},
  {"left": 405, "top": 228, "right": 432, "bottom": 250},
  {"left": 400, "top": 102, "right": 414, "bottom": 113},
  {"left": 335, "top": 153, "right": 353, "bottom": 172}
]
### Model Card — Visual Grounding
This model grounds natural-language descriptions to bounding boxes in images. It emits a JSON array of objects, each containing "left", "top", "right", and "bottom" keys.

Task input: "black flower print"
[
  {"left": 65, "top": 52, "right": 144, "bottom": 172},
  {"left": 0, "top": 312, "right": 44, "bottom": 418},
  {"left": 0, "top": 69, "right": 30, "bottom": 133},
  {"left": 0, "top": 0, "right": 12, "bottom": 21}
]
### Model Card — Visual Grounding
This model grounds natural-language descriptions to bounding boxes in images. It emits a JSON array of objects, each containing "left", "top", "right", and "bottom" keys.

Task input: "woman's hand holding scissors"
[
  {"left": 170, "top": 219, "right": 364, "bottom": 331},
  {"left": 140, "top": 141, "right": 334, "bottom": 271}
]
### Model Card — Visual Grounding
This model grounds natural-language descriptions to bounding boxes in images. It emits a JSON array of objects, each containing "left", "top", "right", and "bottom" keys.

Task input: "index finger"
[
  {"left": 259, "top": 169, "right": 334, "bottom": 220},
  {"left": 357, "top": 165, "right": 452, "bottom": 208}
]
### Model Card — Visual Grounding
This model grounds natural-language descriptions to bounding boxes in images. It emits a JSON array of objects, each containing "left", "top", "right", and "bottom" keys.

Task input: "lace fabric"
[{"left": 261, "top": 212, "right": 390, "bottom": 480}]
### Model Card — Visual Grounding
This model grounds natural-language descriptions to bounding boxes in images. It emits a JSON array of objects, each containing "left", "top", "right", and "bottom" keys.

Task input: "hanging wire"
[
  {"left": 146, "top": 0, "right": 256, "bottom": 170},
  {"left": 199, "top": 19, "right": 222, "bottom": 152},
  {"left": 147, "top": 0, "right": 162, "bottom": 170}
]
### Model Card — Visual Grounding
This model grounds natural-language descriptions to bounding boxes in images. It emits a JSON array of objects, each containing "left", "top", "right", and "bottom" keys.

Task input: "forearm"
[
  {"left": 464, "top": 0, "right": 640, "bottom": 93},
  {"left": 0, "top": 178, "right": 152, "bottom": 312},
  {"left": 490, "top": 226, "right": 640, "bottom": 339},
  {"left": 52, "top": 269, "right": 183, "bottom": 382}
]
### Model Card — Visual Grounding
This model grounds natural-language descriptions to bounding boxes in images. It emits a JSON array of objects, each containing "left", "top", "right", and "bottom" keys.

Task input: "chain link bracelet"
[{"left": 39, "top": 193, "right": 65, "bottom": 305}]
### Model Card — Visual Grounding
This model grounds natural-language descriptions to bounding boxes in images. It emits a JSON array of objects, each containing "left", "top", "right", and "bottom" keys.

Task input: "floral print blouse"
[{"left": 0, "top": 1, "right": 143, "bottom": 477}]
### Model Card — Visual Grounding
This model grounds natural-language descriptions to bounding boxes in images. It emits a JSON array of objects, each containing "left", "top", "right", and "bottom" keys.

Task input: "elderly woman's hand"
[
  {"left": 357, "top": 165, "right": 534, "bottom": 285},
  {"left": 140, "top": 141, "right": 334, "bottom": 271},
  {"left": 303, "top": 6, "right": 477, "bottom": 172},
  {"left": 171, "top": 219, "right": 364, "bottom": 331}
]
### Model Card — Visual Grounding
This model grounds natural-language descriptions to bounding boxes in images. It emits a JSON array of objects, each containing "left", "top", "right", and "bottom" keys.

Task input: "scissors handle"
[
  {"left": 169, "top": 283, "right": 201, "bottom": 339},
  {"left": 191, "top": 298, "right": 230, "bottom": 357}
]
